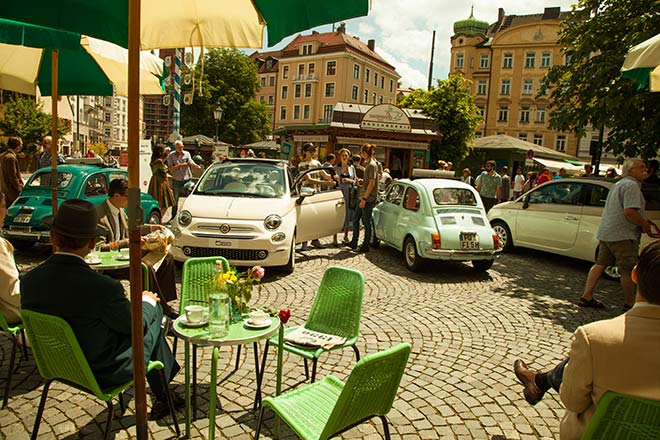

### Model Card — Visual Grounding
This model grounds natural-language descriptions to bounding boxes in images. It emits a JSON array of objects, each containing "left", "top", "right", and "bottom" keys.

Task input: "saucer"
[
  {"left": 85, "top": 258, "right": 102, "bottom": 265},
  {"left": 115, "top": 254, "right": 131, "bottom": 261},
  {"left": 244, "top": 318, "right": 272, "bottom": 329},
  {"left": 178, "top": 316, "right": 209, "bottom": 328}
]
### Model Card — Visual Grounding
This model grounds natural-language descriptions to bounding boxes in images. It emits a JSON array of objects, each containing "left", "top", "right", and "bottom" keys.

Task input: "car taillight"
[
  {"left": 431, "top": 233, "right": 441, "bottom": 249},
  {"left": 492, "top": 233, "right": 500, "bottom": 249}
]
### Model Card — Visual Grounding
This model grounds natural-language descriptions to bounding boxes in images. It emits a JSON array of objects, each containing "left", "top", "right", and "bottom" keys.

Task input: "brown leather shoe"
[{"left": 514, "top": 359, "right": 545, "bottom": 405}]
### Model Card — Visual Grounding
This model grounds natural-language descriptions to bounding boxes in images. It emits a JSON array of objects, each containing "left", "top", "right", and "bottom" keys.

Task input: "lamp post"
[{"left": 213, "top": 105, "right": 223, "bottom": 141}]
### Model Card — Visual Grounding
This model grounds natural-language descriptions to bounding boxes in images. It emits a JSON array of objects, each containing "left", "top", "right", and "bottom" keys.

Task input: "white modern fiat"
[{"left": 170, "top": 159, "right": 345, "bottom": 273}]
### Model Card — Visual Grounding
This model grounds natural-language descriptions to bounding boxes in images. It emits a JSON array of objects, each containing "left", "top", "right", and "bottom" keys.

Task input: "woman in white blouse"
[{"left": 0, "top": 191, "right": 21, "bottom": 325}]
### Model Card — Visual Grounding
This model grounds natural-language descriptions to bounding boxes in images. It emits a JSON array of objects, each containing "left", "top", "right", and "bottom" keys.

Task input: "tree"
[
  {"left": 180, "top": 49, "right": 271, "bottom": 145},
  {"left": 541, "top": 0, "right": 660, "bottom": 159},
  {"left": 398, "top": 75, "right": 481, "bottom": 165}
]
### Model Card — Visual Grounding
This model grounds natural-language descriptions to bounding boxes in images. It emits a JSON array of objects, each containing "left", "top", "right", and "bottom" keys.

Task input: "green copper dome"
[{"left": 453, "top": 7, "right": 489, "bottom": 37}]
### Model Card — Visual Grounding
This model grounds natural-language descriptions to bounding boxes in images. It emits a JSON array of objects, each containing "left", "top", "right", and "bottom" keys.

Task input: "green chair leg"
[
  {"left": 31, "top": 379, "right": 53, "bottom": 440},
  {"left": 352, "top": 345, "right": 361, "bottom": 362},
  {"left": 255, "top": 406, "right": 265, "bottom": 440},
  {"left": 2, "top": 334, "right": 18, "bottom": 409},
  {"left": 380, "top": 415, "right": 391, "bottom": 440},
  {"left": 103, "top": 400, "right": 114, "bottom": 440}
]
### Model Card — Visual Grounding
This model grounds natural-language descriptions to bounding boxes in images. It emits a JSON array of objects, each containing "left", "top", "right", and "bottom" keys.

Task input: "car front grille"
[{"left": 182, "top": 247, "right": 269, "bottom": 261}]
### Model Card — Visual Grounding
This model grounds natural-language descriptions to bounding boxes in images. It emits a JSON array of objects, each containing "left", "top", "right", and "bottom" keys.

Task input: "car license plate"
[
  {"left": 460, "top": 232, "right": 480, "bottom": 250},
  {"left": 14, "top": 213, "right": 32, "bottom": 224}
]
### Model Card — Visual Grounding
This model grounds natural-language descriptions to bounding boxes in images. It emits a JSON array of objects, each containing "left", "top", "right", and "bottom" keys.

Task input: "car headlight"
[
  {"left": 264, "top": 214, "right": 282, "bottom": 231},
  {"left": 178, "top": 210, "right": 192, "bottom": 227}
]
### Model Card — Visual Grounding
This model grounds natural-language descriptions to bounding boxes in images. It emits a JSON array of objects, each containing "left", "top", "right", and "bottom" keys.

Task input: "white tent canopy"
[{"left": 533, "top": 157, "right": 585, "bottom": 173}]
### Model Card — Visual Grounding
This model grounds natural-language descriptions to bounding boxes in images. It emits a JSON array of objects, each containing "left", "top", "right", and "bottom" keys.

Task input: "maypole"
[{"left": 173, "top": 48, "right": 182, "bottom": 138}]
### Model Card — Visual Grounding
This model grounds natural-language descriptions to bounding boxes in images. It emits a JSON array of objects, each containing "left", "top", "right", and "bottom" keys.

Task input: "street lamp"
[{"left": 213, "top": 105, "right": 223, "bottom": 141}]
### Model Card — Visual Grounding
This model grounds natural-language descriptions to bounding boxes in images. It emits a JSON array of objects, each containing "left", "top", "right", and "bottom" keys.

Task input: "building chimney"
[
  {"left": 337, "top": 22, "right": 346, "bottom": 34},
  {"left": 367, "top": 39, "right": 375, "bottom": 51},
  {"left": 498, "top": 8, "right": 505, "bottom": 24}
]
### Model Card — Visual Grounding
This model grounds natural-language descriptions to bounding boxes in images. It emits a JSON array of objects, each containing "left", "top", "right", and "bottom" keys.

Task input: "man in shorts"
[{"left": 578, "top": 158, "right": 650, "bottom": 310}]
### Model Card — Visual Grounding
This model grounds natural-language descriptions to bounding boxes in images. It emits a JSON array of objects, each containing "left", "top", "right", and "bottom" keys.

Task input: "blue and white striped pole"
[{"left": 173, "top": 48, "right": 182, "bottom": 138}]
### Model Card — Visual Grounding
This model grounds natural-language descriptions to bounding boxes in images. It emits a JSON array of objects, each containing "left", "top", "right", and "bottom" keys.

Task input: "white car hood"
[{"left": 183, "top": 194, "right": 293, "bottom": 219}]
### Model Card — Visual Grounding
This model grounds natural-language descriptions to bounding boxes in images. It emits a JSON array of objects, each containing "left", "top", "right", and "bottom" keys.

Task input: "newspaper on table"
[{"left": 284, "top": 327, "right": 347, "bottom": 350}]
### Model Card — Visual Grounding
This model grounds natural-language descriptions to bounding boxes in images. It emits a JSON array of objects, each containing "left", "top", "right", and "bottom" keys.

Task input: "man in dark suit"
[
  {"left": 21, "top": 199, "right": 181, "bottom": 419},
  {"left": 97, "top": 178, "right": 178, "bottom": 318}
]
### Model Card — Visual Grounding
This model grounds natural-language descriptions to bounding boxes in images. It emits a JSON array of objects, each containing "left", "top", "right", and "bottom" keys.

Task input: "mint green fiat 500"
[{"left": 373, "top": 177, "right": 501, "bottom": 272}]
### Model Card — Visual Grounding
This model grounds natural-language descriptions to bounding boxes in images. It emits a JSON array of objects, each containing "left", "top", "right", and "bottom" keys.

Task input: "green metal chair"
[
  {"left": 582, "top": 391, "right": 660, "bottom": 439},
  {"left": 262, "top": 266, "right": 365, "bottom": 384},
  {"left": 0, "top": 310, "right": 28, "bottom": 408},
  {"left": 21, "top": 309, "right": 180, "bottom": 440},
  {"left": 255, "top": 342, "right": 411, "bottom": 440}
]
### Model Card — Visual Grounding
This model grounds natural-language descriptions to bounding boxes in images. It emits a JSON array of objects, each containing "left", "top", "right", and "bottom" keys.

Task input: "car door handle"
[
  {"left": 336, "top": 200, "right": 345, "bottom": 206},
  {"left": 565, "top": 215, "right": 579, "bottom": 221}
]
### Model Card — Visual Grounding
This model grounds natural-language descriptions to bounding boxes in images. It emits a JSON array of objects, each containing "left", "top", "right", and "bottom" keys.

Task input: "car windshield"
[
  {"left": 27, "top": 171, "right": 73, "bottom": 188},
  {"left": 194, "top": 162, "right": 286, "bottom": 198},
  {"left": 432, "top": 188, "right": 477, "bottom": 206}
]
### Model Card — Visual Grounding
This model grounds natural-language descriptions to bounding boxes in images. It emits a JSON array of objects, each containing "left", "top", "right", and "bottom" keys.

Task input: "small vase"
[{"left": 230, "top": 295, "right": 244, "bottom": 323}]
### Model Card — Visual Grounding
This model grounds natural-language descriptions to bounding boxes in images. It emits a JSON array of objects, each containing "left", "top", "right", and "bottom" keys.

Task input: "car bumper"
[
  {"left": 423, "top": 247, "right": 502, "bottom": 260},
  {"left": 1, "top": 227, "right": 51, "bottom": 243}
]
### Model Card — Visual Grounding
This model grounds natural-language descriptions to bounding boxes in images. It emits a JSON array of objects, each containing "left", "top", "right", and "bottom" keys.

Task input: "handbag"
[{"left": 349, "top": 185, "right": 359, "bottom": 208}]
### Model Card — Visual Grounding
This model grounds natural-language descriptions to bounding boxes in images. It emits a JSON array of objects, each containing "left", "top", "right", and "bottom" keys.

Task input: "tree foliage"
[
  {"left": 0, "top": 96, "right": 69, "bottom": 151},
  {"left": 398, "top": 75, "right": 481, "bottom": 165},
  {"left": 541, "top": 0, "right": 660, "bottom": 158},
  {"left": 180, "top": 48, "right": 271, "bottom": 145}
]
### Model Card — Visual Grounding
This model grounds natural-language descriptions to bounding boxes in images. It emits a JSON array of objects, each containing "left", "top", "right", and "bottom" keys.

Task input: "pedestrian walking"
[
  {"left": 476, "top": 160, "right": 502, "bottom": 212},
  {"left": 37, "top": 135, "right": 65, "bottom": 169},
  {"left": 512, "top": 167, "right": 525, "bottom": 199},
  {"left": 500, "top": 166, "right": 511, "bottom": 201},
  {"left": 148, "top": 145, "right": 175, "bottom": 219},
  {"left": 348, "top": 144, "right": 378, "bottom": 253},
  {"left": 165, "top": 140, "right": 200, "bottom": 219},
  {"left": 460, "top": 168, "right": 474, "bottom": 187},
  {"left": 334, "top": 148, "right": 357, "bottom": 245},
  {"left": 0, "top": 137, "right": 24, "bottom": 206}
]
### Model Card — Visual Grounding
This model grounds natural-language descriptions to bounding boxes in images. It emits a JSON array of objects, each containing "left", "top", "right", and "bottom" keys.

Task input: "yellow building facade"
[{"left": 450, "top": 7, "right": 579, "bottom": 157}]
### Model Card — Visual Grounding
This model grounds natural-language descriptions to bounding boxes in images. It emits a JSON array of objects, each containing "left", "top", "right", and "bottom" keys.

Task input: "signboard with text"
[{"left": 360, "top": 104, "right": 412, "bottom": 132}]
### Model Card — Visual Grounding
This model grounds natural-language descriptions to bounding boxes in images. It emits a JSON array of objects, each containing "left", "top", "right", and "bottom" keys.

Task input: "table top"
[
  {"left": 87, "top": 250, "right": 131, "bottom": 271},
  {"left": 173, "top": 316, "right": 280, "bottom": 346}
]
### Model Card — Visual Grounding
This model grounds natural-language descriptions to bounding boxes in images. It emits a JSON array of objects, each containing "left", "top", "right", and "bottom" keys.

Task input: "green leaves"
[{"left": 0, "top": 95, "right": 69, "bottom": 151}]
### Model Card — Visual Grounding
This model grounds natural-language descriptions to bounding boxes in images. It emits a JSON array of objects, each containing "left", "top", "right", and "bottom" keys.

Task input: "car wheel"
[
  {"left": 403, "top": 236, "right": 424, "bottom": 272},
  {"left": 472, "top": 259, "right": 494, "bottom": 271},
  {"left": 11, "top": 239, "right": 35, "bottom": 251},
  {"left": 281, "top": 238, "right": 295, "bottom": 274},
  {"left": 604, "top": 265, "right": 621, "bottom": 280},
  {"left": 491, "top": 221, "right": 513, "bottom": 252},
  {"left": 147, "top": 210, "right": 161, "bottom": 224}
]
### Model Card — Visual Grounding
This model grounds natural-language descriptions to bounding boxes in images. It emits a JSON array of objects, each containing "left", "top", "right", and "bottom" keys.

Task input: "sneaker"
[{"left": 150, "top": 393, "right": 185, "bottom": 420}]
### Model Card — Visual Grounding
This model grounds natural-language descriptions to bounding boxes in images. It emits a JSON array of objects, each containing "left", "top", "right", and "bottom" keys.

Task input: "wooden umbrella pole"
[
  {"left": 128, "top": 0, "right": 148, "bottom": 438},
  {"left": 50, "top": 49, "right": 59, "bottom": 216}
]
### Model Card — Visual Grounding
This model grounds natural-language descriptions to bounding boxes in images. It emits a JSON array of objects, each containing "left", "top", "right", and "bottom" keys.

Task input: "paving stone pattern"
[{"left": 1, "top": 240, "right": 623, "bottom": 439}]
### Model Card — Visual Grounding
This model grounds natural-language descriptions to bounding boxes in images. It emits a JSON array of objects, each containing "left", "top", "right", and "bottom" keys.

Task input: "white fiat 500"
[{"left": 170, "top": 159, "right": 345, "bottom": 273}]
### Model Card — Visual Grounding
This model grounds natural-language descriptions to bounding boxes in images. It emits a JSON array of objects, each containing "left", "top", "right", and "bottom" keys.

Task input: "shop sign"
[{"left": 360, "top": 104, "right": 411, "bottom": 133}]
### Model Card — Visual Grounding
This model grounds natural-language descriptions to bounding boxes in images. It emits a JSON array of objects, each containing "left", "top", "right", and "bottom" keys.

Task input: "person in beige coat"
[
  {"left": 0, "top": 192, "right": 21, "bottom": 324},
  {"left": 513, "top": 240, "right": 660, "bottom": 439}
]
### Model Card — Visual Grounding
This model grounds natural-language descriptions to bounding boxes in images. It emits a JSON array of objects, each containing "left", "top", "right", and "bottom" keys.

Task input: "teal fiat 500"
[
  {"left": 373, "top": 177, "right": 501, "bottom": 272},
  {"left": 2, "top": 160, "right": 161, "bottom": 250}
]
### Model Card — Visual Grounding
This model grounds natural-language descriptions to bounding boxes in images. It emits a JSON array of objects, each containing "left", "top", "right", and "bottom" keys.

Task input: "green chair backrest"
[
  {"left": 320, "top": 342, "right": 411, "bottom": 439},
  {"left": 180, "top": 257, "right": 230, "bottom": 312},
  {"left": 582, "top": 391, "right": 660, "bottom": 439},
  {"left": 21, "top": 309, "right": 106, "bottom": 399},
  {"left": 304, "top": 266, "right": 364, "bottom": 340}
]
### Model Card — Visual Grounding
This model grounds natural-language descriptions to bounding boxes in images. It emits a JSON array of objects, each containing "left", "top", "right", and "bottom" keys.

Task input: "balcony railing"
[{"left": 292, "top": 73, "right": 318, "bottom": 82}]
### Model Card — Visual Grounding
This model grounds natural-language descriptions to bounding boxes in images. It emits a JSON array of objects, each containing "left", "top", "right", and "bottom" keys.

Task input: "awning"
[{"left": 533, "top": 157, "right": 584, "bottom": 172}]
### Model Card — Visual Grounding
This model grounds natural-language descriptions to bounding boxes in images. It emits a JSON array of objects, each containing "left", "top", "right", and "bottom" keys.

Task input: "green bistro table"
[
  {"left": 86, "top": 250, "right": 131, "bottom": 271},
  {"left": 173, "top": 316, "right": 280, "bottom": 439}
]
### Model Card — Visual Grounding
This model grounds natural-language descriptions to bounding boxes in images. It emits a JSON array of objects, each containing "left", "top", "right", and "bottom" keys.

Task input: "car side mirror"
[
  {"left": 296, "top": 187, "right": 315, "bottom": 205},
  {"left": 522, "top": 195, "right": 530, "bottom": 209}
]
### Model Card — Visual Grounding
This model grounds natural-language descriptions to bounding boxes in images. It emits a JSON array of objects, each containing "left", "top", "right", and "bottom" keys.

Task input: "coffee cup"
[
  {"left": 184, "top": 305, "right": 206, "bottom": 323},
  {"left": 120, "top": 248, "right": 130, "bottom": 258},
  {"left": 249, "top": 310, "right": 269, "bottom": 324}
]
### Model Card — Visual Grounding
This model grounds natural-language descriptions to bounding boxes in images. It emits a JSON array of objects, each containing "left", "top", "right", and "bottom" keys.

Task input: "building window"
[
  {"left": 379, "top": 95, "right": 384, "bottom": 104},
  {"left": 303, "top": 104, "right": 310, "bottom": 120},
  {"left": 298, "top": 64, "right": 305, "bottom": 77},
  {"left": 523, "top": 79, "right": 533, "bottom": 95},
  {"left": 353, "top": 64, "right": 360, "bottom": 79},
  {"left": 325, "top": 83, "right": 335, "bottom": 97},
  {"left": 294, "top": 84, "right": 301, "bottom": 98},
  {"left": 372, "top": 92, "right": 377, "bottom": 104},
  {"left": 281, "top": 85, "right": 288, "bottom": 99},
  {"left": 282, "top": 65, "right": 289, "bottom": 79},
  {"left": 500, "top": 79, "right": 511, "bottom": 95},
  {"left": 268, "top": 95, "right": 274, "bottom": 105},
  {"left": 503, "top": 53, "right": 513, "bottom": 69},
  {"left": 520, "top": 106, "right": 531, "bottom": 122},
  {"left": 498, "top": 105, "right": 508, "bottom": 121},
  {"left": 525, "top": 52, "right": 536, "bottom": 68},
  {"left": 477, "top": 80, "right": 487, "bottom": 95},
  {"left": 326, "top": 61, "right": 336, "bottom": 76},
  {"left": 308, "top": 63, "right": 315, "bottom": 75},
  {"left": 477, "top": 105, "right": 485, "bottom": 117},
  {"left": 293, "top": 105, "right": 300, "bottom": 120},
  {"left": 480, "top": 54, "right": 489, "bottom": 69},
  {"left": 390, "top": 80, "right": 394, "bottom": 92},
  {"left": 538, "top": 81, "right": 547, "bottom": 95},
  {"left": 259, "top": 96, "right": 265, "bottom": 103},
  {"left": 518, "top": 133, "right": 528, "bottom": 142},
  {"left": 374, "top": 72, "right": 378, "bottom": 86},
  {"left": 541, "top": 52, "right": 551, "bottom": 68},
  {"left": 269, "top": 76, "right": 275, "bottom": 86},
  {"left": 536, "top": 105, "right": 546, "bottom": 122},
  {"left": 364, "top": 89, "right": 369, "bottom": 103},
  {"left": 302, "top": 44, "right": 313, "bottom": 55},
  {"left": 305, "top": 83, "right": 312, "bottom": 97},
  {"left": 260, "top": 77, "right": 266, "bottom": 87},
  {"left": 533, "top": 134, "right": 543, "bottom": 146},
  {"left": 323, "top": 104, "right": 333, "bottom": 122},
  {"left": 455, "top": 53, "right": 464, "bottom": 69},
  {"left": 380, "top": 76, "right": 385, "bottom": 89},
  {"left": 365, "top": 68, "right": 370, "bottom": 82},
  {"left": 280, "top": 106, "right": 286, "bottom": 120},
  {"left": 556, "top": 135, "right": 566, "bottom": 152},
  {"left": 352, "top": 85, "right": 359, "bottom": 100}
]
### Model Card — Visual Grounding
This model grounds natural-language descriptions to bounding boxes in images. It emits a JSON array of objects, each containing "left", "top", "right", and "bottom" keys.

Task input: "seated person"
[
  {"left": 0, "top": 192, "right": 21, "bottom": 324},
  {"left": 513, "top": 241, "right": 660, "bottom": 439},
  {"left": 97, "top": 178, "right": 178, "bottom": 318},
  {"left": 20, "top": 199, "right": 182, "bottom": 419}
]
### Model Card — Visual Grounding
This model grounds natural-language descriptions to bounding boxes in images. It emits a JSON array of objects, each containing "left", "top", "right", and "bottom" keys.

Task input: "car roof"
[
  {"left": 32, "top": 164, "right": 123, "bottom": 176},
  {"left": 397, "top": 178, "right": 476, "bottom": 191},
  {"left": 539, "top": 177, "right": 614, "bottom": 187},
  {"left": 214, "top": 158, "right": 286, "bottom": 166}
]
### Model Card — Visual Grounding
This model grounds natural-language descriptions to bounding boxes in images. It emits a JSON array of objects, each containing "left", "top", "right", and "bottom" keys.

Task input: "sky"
[{"left": 260, "top": 0, "right": 577, "bottom": 90}]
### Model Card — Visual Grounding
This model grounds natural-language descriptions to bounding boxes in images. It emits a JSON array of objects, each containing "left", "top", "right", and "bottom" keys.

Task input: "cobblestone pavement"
[{"left": 1, "top": 239, "right": 623, "bottom": 439}]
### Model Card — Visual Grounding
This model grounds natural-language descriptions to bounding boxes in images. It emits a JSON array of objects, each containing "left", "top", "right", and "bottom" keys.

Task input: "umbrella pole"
[
  {"left": 50, "top": 49, "right": 59, "bottom": 216},
  {"left": 128, "top": 1, "right": 148, "bottom": 438}
]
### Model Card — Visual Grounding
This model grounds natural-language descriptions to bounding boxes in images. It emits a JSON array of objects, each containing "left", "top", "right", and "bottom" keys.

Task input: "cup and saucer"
[
  {"left": 115, "top": 249, "right": 131, "bottom": 261},
  {"left": 244, "top": 310, "right": 272, "bottom": 329},
  {"left": 179, "top": 305, "right": 209, "bottom": 328},
  {"left": 85, "top": 251, "right": 102, "bottom": 265}
]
